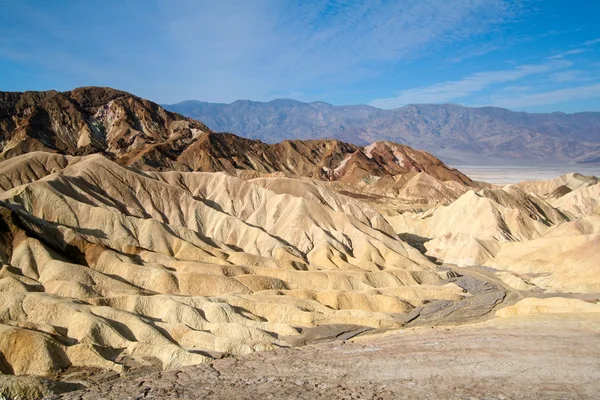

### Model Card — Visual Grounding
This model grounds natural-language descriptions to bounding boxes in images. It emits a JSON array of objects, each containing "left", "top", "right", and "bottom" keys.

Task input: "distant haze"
[
  {"left": 456, "top": 165, "right": 600, "bottom": 184},
  {"left": 164, "top": 99, "right": 600, "bottom": 165}
]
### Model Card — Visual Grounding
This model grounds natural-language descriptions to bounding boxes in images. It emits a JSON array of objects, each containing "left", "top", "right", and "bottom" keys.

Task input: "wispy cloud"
[
  {"left": 446, "top": 45, "right": 501, "bottom": 63},
  {"left": 0, "top": 0, "right": 597, "bottom": 113},
  {"left": 0, "top": 0, "right": 519, "bottom": 103},
  {"left": 550, "top": 70, "right": 594, "bottom": 83},
  {"left": 497, "top": 85, "right": 534, "bottom": 92},
  {"left": 484, "top": 83, "right": 600, "bottom": 108},
  {"left": 157, "top": 0, "right": 519, "bottom": 102},
  {"left": 369, "top": 60, "right": 571, "bottom": 108},
  {"left": 584, "top": 38, "right": 600, "bottom": 46},
  {"left": 546, "top": 38, "right": 600, "bottom": 60},
  {"left": 548, "top": 48, "right": 586, "bottom": 59}
]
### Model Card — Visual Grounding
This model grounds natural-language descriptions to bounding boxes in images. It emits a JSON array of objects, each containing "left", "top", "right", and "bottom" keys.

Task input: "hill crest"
[{"left": 0, "top": 87, "right": 473, "bottom": 188}]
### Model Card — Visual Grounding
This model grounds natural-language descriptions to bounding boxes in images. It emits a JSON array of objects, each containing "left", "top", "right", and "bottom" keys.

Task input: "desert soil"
[{"left": 55, "top": 314, "right": 600, "bottom": 400}]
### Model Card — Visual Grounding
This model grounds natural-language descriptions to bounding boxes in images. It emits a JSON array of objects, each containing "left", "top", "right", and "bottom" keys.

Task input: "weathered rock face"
[
  {"left": 0, "top": 87, "right": 211, "bottom": 168},
  {"left": 387, "top": 172, "right": 600, "bottom": 294},
  {"left": 0, "top": 88, "right": 474, "bottom": 192},
  {"left": 0, "top": 152, "right": 468, "bottom": 379}
]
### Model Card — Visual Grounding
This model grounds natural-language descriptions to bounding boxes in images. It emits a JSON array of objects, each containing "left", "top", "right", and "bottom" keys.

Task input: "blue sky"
[{"left": 1, "top": 0, "right": 599, "bottom": 112}]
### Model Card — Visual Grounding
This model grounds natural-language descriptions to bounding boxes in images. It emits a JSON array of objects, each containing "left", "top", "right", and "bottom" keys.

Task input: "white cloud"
[
  {"left": 584, "top": 38, "right": 600, "bottom": 46},
  {"left": 368, "top": 60, "right": 572, "bottom": 108},
  {"left": 545, "top": 38, "right": 600, "bottom": 61},
  {"left": 497, "top": 85, "right": 534, "bottom": 92},
  {"left": 159, "top": 0, "right": 517, "bottom": 101},
  {"left": 485, "top": 83, "right": 600, "bottom": 108},
  {"left": 550, "top": 70, "right": 592, "bottom": 83},
  {"left": 548, "top": 48, "right": 586, "bottom": 59},
  {"left": 446, "top": 45, "right": 500, "bottom": 63},
  {"left": 0, "top": 0, "right": 520, "bottom": 103}
]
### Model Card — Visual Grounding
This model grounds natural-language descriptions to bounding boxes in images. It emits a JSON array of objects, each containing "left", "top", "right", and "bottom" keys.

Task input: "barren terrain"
[
  {"left": 55, "top": 314, "right": 600, "bottom": 400},
  {"left": 1, "top": 88, "right": 599, "bottom": 399}
]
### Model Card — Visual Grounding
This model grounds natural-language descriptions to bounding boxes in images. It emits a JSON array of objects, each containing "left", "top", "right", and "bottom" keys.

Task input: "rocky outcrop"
[{"left": 0, "top": 87, "right": 477, "bottom": 203}]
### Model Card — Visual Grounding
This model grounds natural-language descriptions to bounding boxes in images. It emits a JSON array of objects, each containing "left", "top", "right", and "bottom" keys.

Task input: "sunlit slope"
[
  {"left": 0, "top": 152, "right": 464, "bottom": 376},
  {"left": 389, "top": 174, "right": 600, "bottom": 293}
]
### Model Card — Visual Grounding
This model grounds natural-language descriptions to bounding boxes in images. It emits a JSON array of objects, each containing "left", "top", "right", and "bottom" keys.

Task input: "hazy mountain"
[
  {"left": 164, "top": 99, "right": 600, "bottom": 164},
  {"left": 0, "top": 87, "right": 473, "bottom": 188},
  {"left": 2, "top": 89, "right": 600, "bottom": 400}
]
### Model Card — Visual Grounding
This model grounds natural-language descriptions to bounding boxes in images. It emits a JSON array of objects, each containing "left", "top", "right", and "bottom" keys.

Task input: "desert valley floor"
[
  {"left": 454, "top": 164, "right": 600, "bottom": 185},
  {"left": 0, "top": 88, "right": 599, "bottom": 399}
]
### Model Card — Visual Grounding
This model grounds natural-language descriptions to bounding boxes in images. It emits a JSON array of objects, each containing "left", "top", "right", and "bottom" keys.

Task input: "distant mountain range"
[
  {"left": 0, "top": 87, "right": 472, "bottom": 188},
  {"left": 163, "top": 99, "right": 600, "bottom": 164}
]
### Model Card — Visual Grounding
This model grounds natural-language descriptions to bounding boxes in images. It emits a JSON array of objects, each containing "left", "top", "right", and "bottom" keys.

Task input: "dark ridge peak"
[
  {"left": 0, "top": 90, "right": 59, "bottom": 118},
  {"left": 66, "top": 86, "right": 135, "bottom": 109},
  {"left": 0, "top": 89, "right": 59, "bottom": 98},
  {"left": 0, "top": 87, "right": 134, "bottom": 119}
]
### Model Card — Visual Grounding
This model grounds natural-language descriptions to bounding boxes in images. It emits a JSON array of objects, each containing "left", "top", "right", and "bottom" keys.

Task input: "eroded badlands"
[{"left": 0, "top": 88, "right": 599, "bottom": 399}]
